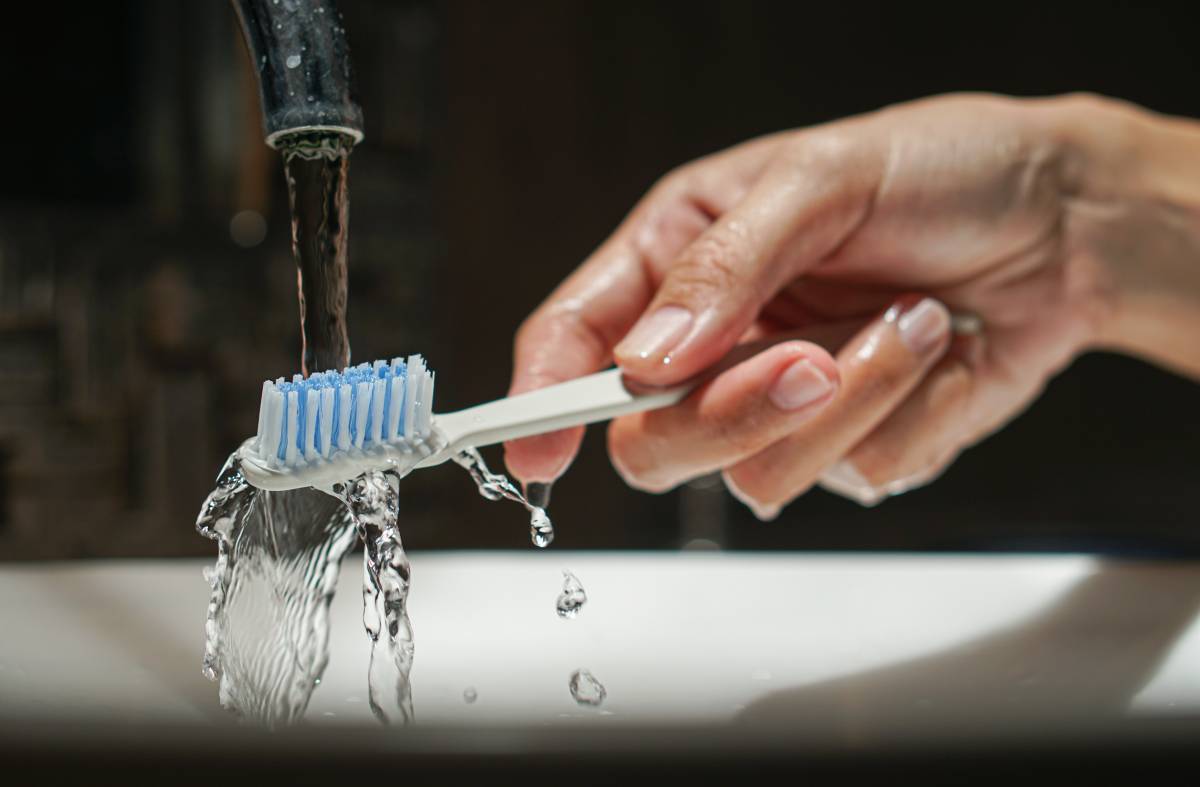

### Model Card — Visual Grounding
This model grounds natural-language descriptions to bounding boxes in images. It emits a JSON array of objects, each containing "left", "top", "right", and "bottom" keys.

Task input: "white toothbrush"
[
  {"left": 236, "top": 352, "right": 702, "bottom": 492},
  {"left": 235, "top": 316, "right": 975, "bottom": 492}
]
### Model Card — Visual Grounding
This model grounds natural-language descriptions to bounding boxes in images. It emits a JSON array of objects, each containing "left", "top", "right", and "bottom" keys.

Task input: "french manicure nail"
[
  {"left": 768, "top": 359, "right": 835, "bottom": 412},
  {"left": 615, "top": 306, "right": 693, "bottom": 363},
  {"left": 894, "top": 298, "right": 951, "bottom": 355}
]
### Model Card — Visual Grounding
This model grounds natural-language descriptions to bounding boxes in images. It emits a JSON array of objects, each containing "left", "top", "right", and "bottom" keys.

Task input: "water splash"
[
  {"left": 196, "top": 456, "right": 358, "bottom": 727},
  {"left": 569, "top": 669, "right": 607, "bottom": 707},
  {"left": 332, "top": 470, "right": 415, "bottom": 724},
  {"left": 452, "top": 447, "right": 554, "bottom": 547},
  {"left": 198, "top": 444, "right": 556, "bottom": 726},
  {"left": 556, "top": 571, "right": 587, "bottom": 619}
]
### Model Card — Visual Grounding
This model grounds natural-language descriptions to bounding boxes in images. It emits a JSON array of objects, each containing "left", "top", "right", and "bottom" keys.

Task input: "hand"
[{"left": 505, "top": 93, "right": 1200, "bottom": 516}]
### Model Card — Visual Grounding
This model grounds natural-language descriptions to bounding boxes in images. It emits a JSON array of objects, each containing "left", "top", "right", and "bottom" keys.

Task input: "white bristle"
[
  {"left": 369, "top": 378, "right": 386, "bottom": 444},
  {"left": 265, "top": 386, "right": 283, "bottom": 468},
  {"left": 403, "top": 354, "right": 421, "bottom": 438},
  {"left": 352, "top": 381, "right": 370, "bottom": 449},
  {"left": 336, "top": 385, "right": 352, "bottom": 452},
  {"left": 256, "top": 381, "right": 273, "bottom": 450},
  {"left": 304, "top": 389, "right": 319, "bottom": 458},
  {"left": 420, "top": 372, "right": 435, "bottom": 436},
  {"left": 386, "top": 373, "right": 403, "bottom": 439},
  {"left": 284, "top": 390, "right": 300, "bottom": 465},
  {"left": 318, "top": 387, "right": 334, "bottom": 457}
]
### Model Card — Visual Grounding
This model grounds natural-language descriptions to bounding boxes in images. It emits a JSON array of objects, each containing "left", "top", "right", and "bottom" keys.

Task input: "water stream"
[{"left": 198, "top": 131, "right": 562, "bottom": 728}]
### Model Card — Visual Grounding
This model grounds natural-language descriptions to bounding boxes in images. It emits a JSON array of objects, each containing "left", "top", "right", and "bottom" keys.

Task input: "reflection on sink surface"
[{"left": 2, "top": 552, "right": 1200, "bottom": 737}]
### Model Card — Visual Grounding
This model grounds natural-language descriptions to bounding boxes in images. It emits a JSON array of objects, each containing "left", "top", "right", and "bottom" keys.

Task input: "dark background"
[{"left": 0, "top": 1, "right": 1196, "bottom": 559}]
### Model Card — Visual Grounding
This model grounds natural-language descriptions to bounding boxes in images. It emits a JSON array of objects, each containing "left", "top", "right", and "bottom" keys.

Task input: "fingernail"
[
  {"left": 722, "top": 472, "right": 781, "bottom": 522},
  {"left": 892, "top": 298, "right": 951, "bottom": 355},
  {"left": 768, "top": 359, "right": 835, "bottom": 412},
  {"left": 821, "top": 460, "right": 883, "bottom": 507},
  {"left": 615, "top": 306, "right": 693, "bottom": 364}
]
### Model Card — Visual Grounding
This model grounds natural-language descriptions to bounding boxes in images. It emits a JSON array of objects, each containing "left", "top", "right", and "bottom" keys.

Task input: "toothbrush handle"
[{"left": 431, "top": 319, "right": 867, "bottom": 456}]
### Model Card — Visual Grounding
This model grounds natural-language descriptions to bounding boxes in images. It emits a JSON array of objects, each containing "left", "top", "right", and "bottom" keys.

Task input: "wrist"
[{"left": 1048, "top": 94, "right": 1200, "bottom": 377}]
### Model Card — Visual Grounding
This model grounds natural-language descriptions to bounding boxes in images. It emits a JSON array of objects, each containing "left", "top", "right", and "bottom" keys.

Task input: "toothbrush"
[{"left": 236, "top": 315, "right": 978, "bottom": 492}]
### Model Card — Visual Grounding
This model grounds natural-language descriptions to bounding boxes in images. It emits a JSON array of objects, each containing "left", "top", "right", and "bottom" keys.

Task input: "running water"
[
  {"left": 284, "top": 133, "right": 353, "bottom": 377},
  {"left": 197, "top": 456, "right": 358, "bottom": 726},
  {"left": 197, "top": 450, "right": 545, "bottom": 726},
  {"left": 198, "top": 130, "right": 557, "bottom": 727},
  {"left": 332, "top": 470, "right": 415, "bottom": 724}
]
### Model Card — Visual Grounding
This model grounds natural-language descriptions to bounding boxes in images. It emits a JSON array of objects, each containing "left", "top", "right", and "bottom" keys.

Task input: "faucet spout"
[{"left": 232, "top": 0, "right": 364, "bottom": 149}]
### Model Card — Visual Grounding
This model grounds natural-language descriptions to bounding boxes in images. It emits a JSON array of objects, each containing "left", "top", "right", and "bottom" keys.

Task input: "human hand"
[{"left": 505, "top": 93, "right": 1200, "bottom": 516}]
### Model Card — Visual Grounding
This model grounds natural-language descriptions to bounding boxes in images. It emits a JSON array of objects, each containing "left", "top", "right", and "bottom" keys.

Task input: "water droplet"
[
  {"left": 452, "top": 448, "right": 556, "bottom": 548},
  {"left": 556, "top": 571, "right": 586, "bottom": 619},
  {"left": 569, "top": 669, "right": 606, "bottom": 706},
  {"left": 463, "top": 687, "right": 477, "bottom": 704},
  {"left": 286, "top": 54, "right": 302, "bottom": 69},
  {"left": 531, "top": 507, "right": 554, "bottom": 548}
]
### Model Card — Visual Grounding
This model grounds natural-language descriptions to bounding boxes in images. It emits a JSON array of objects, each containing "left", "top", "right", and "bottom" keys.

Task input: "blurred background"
[{"left": 1, "top": 1, "right": 1197, "bottom": 560}]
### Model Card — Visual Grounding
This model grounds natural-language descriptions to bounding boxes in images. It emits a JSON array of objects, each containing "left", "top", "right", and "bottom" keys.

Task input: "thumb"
[{"left": 613, "top": 137, "right": 880, "bottom": 386}]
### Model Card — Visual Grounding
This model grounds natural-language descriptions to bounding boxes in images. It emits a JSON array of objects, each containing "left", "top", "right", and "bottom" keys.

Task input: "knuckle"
[
  {"left": 668, "top": 231, "right": 747, "bottom": 297},
  {"left": 777, "top": 129, "right": 858, "bottom": 173}
]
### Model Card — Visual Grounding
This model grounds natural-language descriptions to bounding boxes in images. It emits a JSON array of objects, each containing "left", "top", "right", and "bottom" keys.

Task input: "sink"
[{"left": 3, "top": 551, "right": 1200, "bottom": 773}]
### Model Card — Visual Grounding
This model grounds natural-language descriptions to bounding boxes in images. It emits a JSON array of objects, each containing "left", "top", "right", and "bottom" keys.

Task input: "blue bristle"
[{"left": 263, "top": 358, "right": 430, "bottom": 467}]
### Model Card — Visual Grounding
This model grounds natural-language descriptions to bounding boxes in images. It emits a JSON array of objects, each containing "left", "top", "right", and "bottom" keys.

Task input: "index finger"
[{"left": 503, "top": 229, "right": 657, "bottom": 483}]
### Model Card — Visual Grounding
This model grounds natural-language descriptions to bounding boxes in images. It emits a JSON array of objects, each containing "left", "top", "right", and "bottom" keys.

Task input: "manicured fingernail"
[
  {"left": 768, "top": 358, "right": 835, "bottom": 412},
  {"left": 892, "top": 298, "right": 950, "bottom": 355},
  {"left": 722, "top": 472, "right": 781, "bottom": 522},
  {"left": 821, "top": 460, "right": 883, "bottom": 507},
  {"left": 615, "top": 306, "right": 693, "bottom": 364}
]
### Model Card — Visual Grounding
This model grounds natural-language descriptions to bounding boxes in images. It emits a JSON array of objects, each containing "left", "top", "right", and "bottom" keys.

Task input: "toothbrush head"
[{"left": 236, "top": 355, "right": 441, "bottom": 492}]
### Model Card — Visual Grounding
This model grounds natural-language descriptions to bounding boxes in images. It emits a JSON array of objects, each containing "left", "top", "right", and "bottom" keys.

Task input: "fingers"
[
  {"left": 614, "top": 133, "right": 884, "bottom": 386},
  {"left": 503, "top": 234, "right": 656, "bottom": 483},
  {"left": 607, "top": 341, "right": 840, "bottom": 493},
  {"left": 722, "top": 297, "right": 952, "bottom": 519},
  {"left": 504, "top": 160, "right": 739, "bottom": 483},
  {"left": 818, "top": 347, "right": 978, "bottom": 506}
]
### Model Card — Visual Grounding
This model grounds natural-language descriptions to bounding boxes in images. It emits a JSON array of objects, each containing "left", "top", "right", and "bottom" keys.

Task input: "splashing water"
[
  {"left": 199, "top": 127, "right": 560, "bottom": 728},
  {"left": 452, "top": 447, "right": 554, "bottom": 547},
  {"left": 569, "top": 669, "right": 607, "bottom": 707},
  {"left": 197, "top": 456, "right": 358, "bottom": 726},
  {"left": 557, "top": 571, "right": 587, "bottom": 619},
  {"left": 197, "top": 443, "right": 553, "bottom": 726},
  {"left": 332, "top": 470, "right": 415, "bottom": 724}
]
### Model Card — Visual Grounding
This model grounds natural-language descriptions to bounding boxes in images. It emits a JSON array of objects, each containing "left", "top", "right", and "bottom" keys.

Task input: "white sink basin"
[{"left": 3, "top": 551, "right": 1200, "bottom": 737}]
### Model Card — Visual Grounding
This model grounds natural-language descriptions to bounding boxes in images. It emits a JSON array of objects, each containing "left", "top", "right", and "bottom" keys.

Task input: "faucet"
[{"left": 232, "top": 0, "right": 363, "bottom": 150}]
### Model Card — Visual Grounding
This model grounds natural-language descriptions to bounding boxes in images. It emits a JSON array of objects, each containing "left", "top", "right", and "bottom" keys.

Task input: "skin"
[{"left": 504, "top": 93, "right": 1200, "bottom": 517}]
